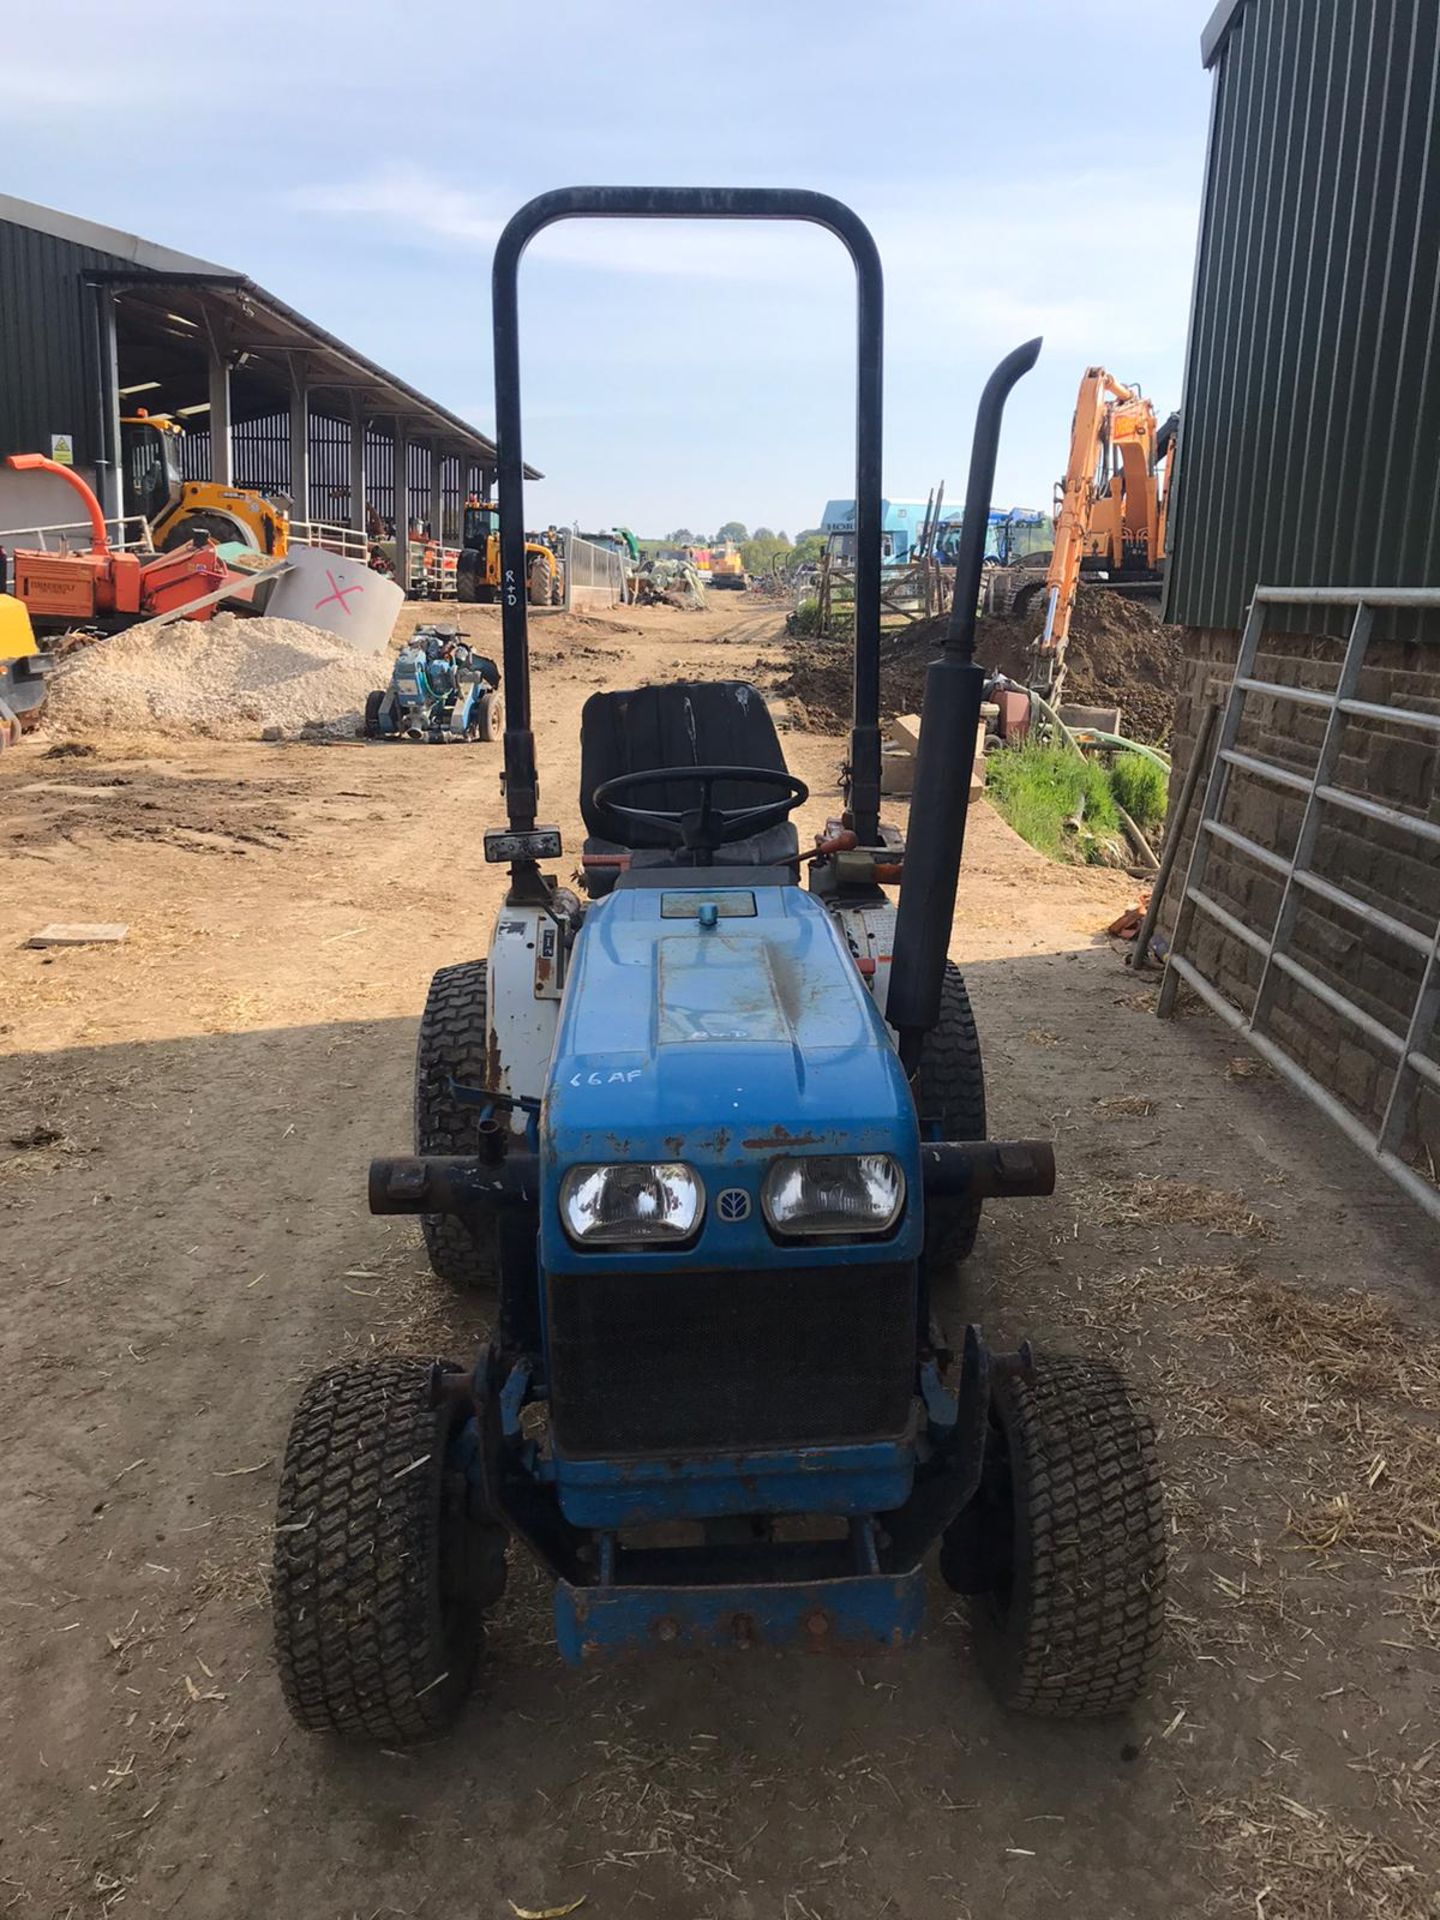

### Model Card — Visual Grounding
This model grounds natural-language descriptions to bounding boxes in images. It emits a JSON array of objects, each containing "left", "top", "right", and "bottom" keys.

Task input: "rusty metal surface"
[{"left": 554, "top": 1566, "right": 927, "bottom": 1663}]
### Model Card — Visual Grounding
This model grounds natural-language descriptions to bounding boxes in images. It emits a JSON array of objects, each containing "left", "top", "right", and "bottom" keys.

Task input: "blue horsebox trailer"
[
  {"left": 822, "top": 497, "right": 931, "bottom": 566},
  {"left": 822, "top": 499, "right": 1049, "bottom": 568}
]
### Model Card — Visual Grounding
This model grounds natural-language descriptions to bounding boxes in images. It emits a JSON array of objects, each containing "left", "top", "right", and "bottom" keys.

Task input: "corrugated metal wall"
[
  {"left": 178, "top": 414, "right": 485, "bottom": 536},
  {"left": 0, "top": 218, "right": 128, "bottom": 465},
  {"left": 1166, "top": 0, "right": 1440, "bottom": 630}
]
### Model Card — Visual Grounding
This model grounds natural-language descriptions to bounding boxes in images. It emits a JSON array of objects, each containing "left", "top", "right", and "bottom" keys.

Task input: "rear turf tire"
[
  {"left": 363, "top": 689, "right": 384, "bottom": 738},
  {"left": 415, "top": 961, "right": 497, "bottom": 1290},
  {"left": 272, "top": 1359, "right": 505, "bottom": 1741},
  {"left": 945, "top": 1353, "right": 1166, "bottom": 1718},
  {"left": 915, "top": 961, "right": 986, "bottom": 1270}
]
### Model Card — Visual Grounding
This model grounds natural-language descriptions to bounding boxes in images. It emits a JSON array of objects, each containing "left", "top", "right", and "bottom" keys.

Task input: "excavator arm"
[{"left": 1031, "top": 367, "right": 1161, "bottom": 702}]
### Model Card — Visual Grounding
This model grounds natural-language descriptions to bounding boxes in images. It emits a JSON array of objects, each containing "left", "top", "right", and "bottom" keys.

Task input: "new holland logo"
[{"left": 716, "top": 1187, "right": 751, "bottom": 1223}]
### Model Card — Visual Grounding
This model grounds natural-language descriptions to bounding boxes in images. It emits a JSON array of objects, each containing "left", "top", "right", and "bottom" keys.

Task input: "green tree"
[
  {"left": 752, "top": 526, "right": 775, "bottom": 541},
  {"left": 667, "top": 527, "right": 694, "bottom": 544},
  {"left": 790, "top": 533, "right": 826, "bottom": 568},
  {"left": 741, "top": 533, "right": 792, "bottom": 575},
  {"left": 717, "top": 520, "right": 748, "bottom": 543}
]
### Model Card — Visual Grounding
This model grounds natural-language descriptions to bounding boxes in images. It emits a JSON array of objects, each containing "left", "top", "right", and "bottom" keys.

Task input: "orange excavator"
[{"left": 1030, "top": 368, "right": 1177, "bottom": 700}]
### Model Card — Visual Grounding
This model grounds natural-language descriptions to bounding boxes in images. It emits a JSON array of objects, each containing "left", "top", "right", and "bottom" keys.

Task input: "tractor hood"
[{"left": 539, "top": 879, "right": 923, "bottom": 1272}]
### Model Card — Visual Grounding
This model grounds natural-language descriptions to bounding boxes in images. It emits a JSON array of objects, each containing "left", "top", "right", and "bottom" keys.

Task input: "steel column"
[
  {"left": 393, "top": 424, "right": 409, "bottom": 596},
  {"left": 207, "top": 346, "right": 233, "bottom": 487},
  {"left": 92, "top": 284, "right": 123, "bottom": 523},
  {"left": 288, "top": 370, "right": 311, "bottom": 523},
  {"left": 429, "top": 448, "right": 444, "bottom": 545},
  {"left": 349, "top": 405, "right": 367, "bottom": 534}
]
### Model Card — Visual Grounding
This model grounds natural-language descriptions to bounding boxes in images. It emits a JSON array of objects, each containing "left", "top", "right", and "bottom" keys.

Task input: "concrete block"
[
  {"left": 1334, "top": 1036, "right": 1380, "bottom": 1117},
  {"left": 28, "top": 922, "right": 128, "bottom": 947},
  {"left": 881, "top": 746, "right": 915, "bottom": 796}
]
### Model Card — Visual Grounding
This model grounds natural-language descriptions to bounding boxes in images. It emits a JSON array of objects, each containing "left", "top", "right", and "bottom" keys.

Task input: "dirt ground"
[
  {"left": 780, "top": 586, "right": 1182, "bottom": 745},
  {"left": 1, "top": 600, "right": 1436, "bottom": 1920}
]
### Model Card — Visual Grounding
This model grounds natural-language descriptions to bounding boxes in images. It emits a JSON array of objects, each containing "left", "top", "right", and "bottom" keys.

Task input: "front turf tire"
[
  {"left": 415, "top": 961, "right": 497, "bottom": 1290},
  {"left": 945, "top": 1353, "right": 1166, "bottom": 1718},
  {"left": 272, "top": 1360, "right": 505, "bottom": 1741}
]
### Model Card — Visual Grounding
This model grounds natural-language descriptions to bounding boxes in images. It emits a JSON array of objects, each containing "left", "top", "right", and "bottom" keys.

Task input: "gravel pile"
[{"left": 47, "top": 613, "right": 384, "bottom": 740}]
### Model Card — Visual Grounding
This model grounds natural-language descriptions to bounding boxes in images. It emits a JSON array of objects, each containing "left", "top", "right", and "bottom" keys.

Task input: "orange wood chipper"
[{"left": 2, "top": 454, "right": 229, "bottom": 631}]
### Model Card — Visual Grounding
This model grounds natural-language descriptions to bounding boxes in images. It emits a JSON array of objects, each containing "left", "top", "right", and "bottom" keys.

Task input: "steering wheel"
[{"left": 593, "top": 764, "right": 809, "bottom": 862}]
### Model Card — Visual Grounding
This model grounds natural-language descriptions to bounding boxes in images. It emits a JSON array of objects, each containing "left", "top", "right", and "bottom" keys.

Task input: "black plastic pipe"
[
  {"left": 491, "top": 186, "right": 886, "bottom": 843},
  {"left": 369, "top": 1153, "right": 540, "bottom": 1215},
  {"left": 918, "top": 1138, "right": 1056, "bottom": 1199},
  {"left": 886, "top": 339, "right": 1041, "bottom": 1072}
]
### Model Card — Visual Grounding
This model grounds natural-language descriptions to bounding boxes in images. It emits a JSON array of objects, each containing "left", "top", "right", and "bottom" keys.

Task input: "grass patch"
[
  {"left": 985, "top": 742, "right": 1121, "bottom": 862},
  {"left": 1110, "top": 750, "right": 1169, "bottom": 828}
]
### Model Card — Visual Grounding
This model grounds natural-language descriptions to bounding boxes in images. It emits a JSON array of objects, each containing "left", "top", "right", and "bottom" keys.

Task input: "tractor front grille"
[{"left": 546, "top": 1262, "right": 916, "bottom": 1457}]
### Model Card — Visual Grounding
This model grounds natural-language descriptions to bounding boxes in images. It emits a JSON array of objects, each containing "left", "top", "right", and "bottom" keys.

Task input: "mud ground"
[{"left": 1, "top": 600, "right": 1434, "bottom": 1920}]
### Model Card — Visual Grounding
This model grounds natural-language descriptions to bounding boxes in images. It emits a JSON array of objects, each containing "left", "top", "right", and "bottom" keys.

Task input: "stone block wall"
[{"left": 1162, "top": 622, "right": 1440, "bottom": 1169}]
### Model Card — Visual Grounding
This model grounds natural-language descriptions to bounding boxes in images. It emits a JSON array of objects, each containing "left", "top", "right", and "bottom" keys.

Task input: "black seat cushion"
[{"left": 579, "top": 681, "right": 798, "bottom": 859}]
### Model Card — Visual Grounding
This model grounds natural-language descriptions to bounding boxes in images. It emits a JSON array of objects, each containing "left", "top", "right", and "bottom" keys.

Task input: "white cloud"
[
  {"left": 288, "top": 171, "right": 827, "bottom": 284},
  {"left": 288, "top": 163, "right": 1197, "bottom": 362}
]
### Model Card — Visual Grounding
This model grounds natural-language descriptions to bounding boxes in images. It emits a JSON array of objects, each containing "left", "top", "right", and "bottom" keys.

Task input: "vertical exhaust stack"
[{"left": 887, "top": 339, "right": 1042, "bottom": 1075}]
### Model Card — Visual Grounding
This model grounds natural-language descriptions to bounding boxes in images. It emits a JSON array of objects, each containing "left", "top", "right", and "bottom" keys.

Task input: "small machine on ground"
[
  {"left": 455, "top": 498, "right": 566, "bottom": 607},
  {"left": 363, "top": 625, "right": 502, "bottom": 742},
  {"left": 272, "top": 190, "right": 1165, "bottom": 1744},
  {"left": 2, "top": 455, "right": 229, "bottom": 633}
]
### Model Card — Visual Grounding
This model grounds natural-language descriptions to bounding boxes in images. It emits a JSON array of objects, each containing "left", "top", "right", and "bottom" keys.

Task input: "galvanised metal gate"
[
  {"left": 1160, "top": 586, "right": 1440, "bottom": 1225},
  {"left": 562, "top": 530, "right": 625, "bottom": 608}
]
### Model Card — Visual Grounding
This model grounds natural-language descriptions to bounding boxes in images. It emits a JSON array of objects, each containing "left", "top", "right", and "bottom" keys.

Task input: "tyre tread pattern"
[
  {"left": 528, "top": 553, "right": 554, "bottom": 606},
  {"left": 917, "top": 961, "right": 987, "bottom": 1267},
  {"left": 273, "top": 1360, "right": 476, "bottom": 1740},
  {"left": 979, "top": 1353, "right": 1166, "bottom": 1718},
  {"left": 414, "top": 961, "right": 495, "bottom": 1288}
]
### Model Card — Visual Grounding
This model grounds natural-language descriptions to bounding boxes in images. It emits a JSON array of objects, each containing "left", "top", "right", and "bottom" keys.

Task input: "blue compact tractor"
[{"left": 273, "top": 190, "right": 1165, "bottom": 1742}]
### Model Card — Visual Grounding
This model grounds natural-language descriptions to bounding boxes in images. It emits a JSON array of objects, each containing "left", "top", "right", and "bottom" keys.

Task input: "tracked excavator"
[
  {"left": 984, "top": 369, "right": 1175, "bottom": 703},
  {"left": 1025, "top": 368, "right": 1176, "bottom": 700}
]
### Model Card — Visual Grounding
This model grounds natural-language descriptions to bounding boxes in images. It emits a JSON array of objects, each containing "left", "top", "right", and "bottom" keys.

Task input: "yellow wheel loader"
[
  {"left": 122, "top": 415, "right": 289, "bottom": 556},
  {"left": 455, "top": 498, "right": 564, "bottom": 607}
]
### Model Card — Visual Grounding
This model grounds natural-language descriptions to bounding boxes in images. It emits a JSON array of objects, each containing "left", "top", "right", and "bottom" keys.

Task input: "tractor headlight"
[
  {"left": 761, "top": 1154, "right": 905, "bottom": 1238},
  {"left": 559, "top": 1162, "right": 704, "bottom": 1247}
]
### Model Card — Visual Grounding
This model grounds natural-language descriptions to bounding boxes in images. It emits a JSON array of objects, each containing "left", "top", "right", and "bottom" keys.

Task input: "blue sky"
[{"left": 3, "top": 0, "right": 1216, "bottom": 538}]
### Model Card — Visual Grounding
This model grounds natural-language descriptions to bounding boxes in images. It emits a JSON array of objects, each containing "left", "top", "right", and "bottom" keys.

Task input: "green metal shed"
[{"left": 1165, "top": 0, "right": 1440, "bottom": 629}]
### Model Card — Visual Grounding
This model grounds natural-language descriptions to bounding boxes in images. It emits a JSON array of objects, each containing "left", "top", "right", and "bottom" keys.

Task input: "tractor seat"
[{"left": 579, "top": 681, "right": 800, "bottom": 895}]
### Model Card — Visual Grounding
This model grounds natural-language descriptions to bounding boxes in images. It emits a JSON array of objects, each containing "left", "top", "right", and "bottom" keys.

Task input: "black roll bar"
[{"left": 491, "top": 186, "right": 886, "bottom": 850}]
